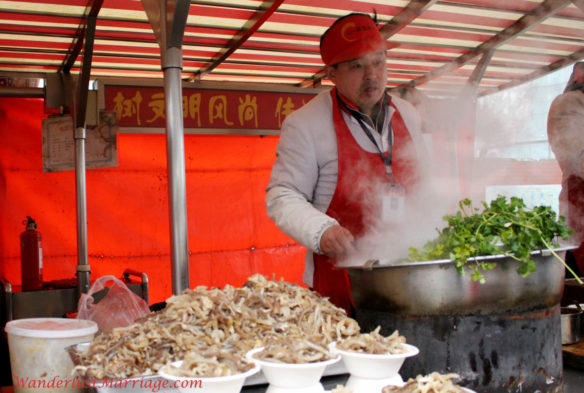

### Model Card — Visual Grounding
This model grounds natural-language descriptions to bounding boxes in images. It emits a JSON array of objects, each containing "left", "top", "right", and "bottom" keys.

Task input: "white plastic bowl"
[
  {"left": 246, "top": 347, "right": 341, "bottom": 388},
  {"left": 329, "top": 342, "right": 419, "bottom": 379},
  {"left": 158, "top": 360, "right": 260, "bottom": 393}
]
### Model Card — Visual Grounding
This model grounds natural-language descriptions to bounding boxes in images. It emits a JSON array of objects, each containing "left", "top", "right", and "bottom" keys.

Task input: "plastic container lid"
[{"left": 5, "top": 318, "right": 98, "bottom": 338}]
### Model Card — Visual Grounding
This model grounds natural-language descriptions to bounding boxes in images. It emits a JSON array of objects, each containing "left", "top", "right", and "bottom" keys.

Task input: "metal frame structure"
[
  {"left": 0, "top": 0, "right": 582, "bottom": 97},
  {"left": 0, "top": 0, "right": 583, "bottom": 295}
]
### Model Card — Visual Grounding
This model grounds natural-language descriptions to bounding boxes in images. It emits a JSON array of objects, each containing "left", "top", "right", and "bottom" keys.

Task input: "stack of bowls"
[
  {"left": 245, "top": 347, "right": 341, "bottom": 393},
  {"left": 329, "top": 341, "right": 419, "bottom": 393},
  {"left": 158, "top": 358, "right": 260, "bottom": 393}
]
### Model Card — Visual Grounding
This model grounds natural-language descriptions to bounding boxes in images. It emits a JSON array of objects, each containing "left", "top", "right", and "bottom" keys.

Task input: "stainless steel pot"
[
  {"left": 346, "top": 246, "right": 574, "bottom": 315},
  {"left": 561, "top": 307, "right": 582, "bottom": 345}
]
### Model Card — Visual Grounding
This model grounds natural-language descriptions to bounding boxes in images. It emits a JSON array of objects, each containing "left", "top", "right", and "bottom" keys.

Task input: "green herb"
[{"left": 408, "top": 196, "right": 580, "bottom": 284}]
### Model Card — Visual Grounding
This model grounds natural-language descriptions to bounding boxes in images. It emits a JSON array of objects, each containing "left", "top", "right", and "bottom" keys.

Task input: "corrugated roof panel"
[
  {"left": 390, "top": 58, "right": 445, "bottom": 70},
  {"left": 499, "top": 41, "right": 578, "bottom": 57},
  {"left": 200, "top": 73, "right": 307, "bottom": 84},
  {"left": 0, "top": 33, "right": 73, "bottom": 49},
  {"left": 392, "top": 45, "right": 467, "bottom": 57},
  {"left": 491, "top": 50, "right": 564, "bottom": 65},
  {"left": 212, "top": 63, "right": 316, "bottom": 78},
  {"left": 541, "top": 15, "right": 584, "bottom": 30},
  {"left": 0, "top": 12, "right": 80, "bottom": 29},
  {"left": 0, "top": 0, "right": 86, "bottom": 16},
  {"left": 230, "top": 50, "right": 321, "bottom": 65},
  {"left": 246, "top": 31, "right": 318, "bottom": 46},
  {"left": 90, "top": 67, "right": 164, "bottom": 78},
  {"left": 415, "top": 11, "right": 518, "bottom": 31},
  {"left": 280, "top": 0, "right": 407, "bottom": 15},
  {"left": 392, "top": 33, "right": 482, "bottom": 48},
  {"left": 399, "top": 25, "right": 495, "bottom": 43},
  {"left": 0, "top": 0, "right": 581, "bottom": 97}
]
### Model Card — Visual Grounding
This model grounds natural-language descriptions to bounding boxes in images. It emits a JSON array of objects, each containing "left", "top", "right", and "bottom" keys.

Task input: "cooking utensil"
[
  {"left": 562, "top": 307, "right": 582, "bottom": 345},
  {"left": 346, "top": 246, "right": 573, "bottom": 315}
]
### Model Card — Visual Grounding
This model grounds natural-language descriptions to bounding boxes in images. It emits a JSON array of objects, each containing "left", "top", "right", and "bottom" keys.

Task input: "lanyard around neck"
[{"left": 336, "top": 91, "right": 395, "bottom": 180}]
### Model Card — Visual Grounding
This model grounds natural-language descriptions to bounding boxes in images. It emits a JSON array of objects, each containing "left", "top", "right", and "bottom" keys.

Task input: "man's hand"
[{"left": 320, "top": 225, "right": 356, "bottom": 258}]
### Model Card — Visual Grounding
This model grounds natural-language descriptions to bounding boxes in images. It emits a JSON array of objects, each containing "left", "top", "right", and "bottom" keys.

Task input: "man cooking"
[{"left": 265, "top": 13, "right": 429, "bottom": 314}]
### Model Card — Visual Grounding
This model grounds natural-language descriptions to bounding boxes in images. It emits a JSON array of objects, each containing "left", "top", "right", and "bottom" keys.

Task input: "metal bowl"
[
  {"left": 561, "top": 307, "right": 582, "bottom": 345},
  {"left": 347, "top": 246, "right": 574, "bottom": 315}
]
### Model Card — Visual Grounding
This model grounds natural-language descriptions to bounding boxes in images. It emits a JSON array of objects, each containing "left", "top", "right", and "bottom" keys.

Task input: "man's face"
[{"left": 326, "top": 50, "right": 387, "bottom": 116}]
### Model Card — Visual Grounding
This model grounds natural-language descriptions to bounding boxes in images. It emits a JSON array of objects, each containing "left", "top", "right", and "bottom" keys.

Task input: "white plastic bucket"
[{"left": 5, "top": 318, "right": 98, "bottom": 393}]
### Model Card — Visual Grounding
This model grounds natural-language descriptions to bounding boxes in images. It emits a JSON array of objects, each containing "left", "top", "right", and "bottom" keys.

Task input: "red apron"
[{"left": 312, "top": 89, "right": 420, "bottom": 314}]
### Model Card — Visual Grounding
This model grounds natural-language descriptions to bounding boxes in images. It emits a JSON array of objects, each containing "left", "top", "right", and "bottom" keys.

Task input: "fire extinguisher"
[{"left": 20, "top": 216, "right": 43, "bottom": 291}]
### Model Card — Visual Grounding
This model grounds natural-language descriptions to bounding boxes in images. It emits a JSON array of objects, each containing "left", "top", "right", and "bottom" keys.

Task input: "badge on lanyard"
[
  {"left": 337, "top": 92, "right": 407, "bottom": 224},
  {"left": 381, "top": 174, "right": 406, "bottom": 224}
]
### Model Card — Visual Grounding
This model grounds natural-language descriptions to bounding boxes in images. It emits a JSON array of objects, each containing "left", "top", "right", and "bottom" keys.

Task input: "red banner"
[{"left": 104, "top": 85, "right": 318, "bottom": 130}]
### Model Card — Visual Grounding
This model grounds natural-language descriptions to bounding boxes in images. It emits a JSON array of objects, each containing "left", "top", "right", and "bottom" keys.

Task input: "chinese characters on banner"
[{"left": 104, "top": 85, "right": 318, "bottom": 131}]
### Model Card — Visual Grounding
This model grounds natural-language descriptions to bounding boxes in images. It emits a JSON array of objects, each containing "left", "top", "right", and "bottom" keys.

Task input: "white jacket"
[{"left": 265, "top": 90, "right": 427, "bottom": 286}]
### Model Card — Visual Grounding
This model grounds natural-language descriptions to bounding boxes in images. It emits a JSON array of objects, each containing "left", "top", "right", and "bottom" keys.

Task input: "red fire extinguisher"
[{"left": 20, "top": 216, "right": 43, "bottom": 291}]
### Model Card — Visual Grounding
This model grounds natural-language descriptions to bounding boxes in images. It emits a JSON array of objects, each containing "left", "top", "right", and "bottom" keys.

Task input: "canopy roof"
[{"left": 0, "top": 0, "right": 583, "bottom": 97}]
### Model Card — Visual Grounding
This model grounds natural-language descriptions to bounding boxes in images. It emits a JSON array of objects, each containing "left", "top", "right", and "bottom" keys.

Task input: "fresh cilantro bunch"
[{"left": 408, "top": 196, "right": 574, "bottom": 283}]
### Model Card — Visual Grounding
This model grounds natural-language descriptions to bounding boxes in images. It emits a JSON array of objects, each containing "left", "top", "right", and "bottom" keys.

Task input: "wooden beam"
[
  {"left": 468, "top": 49, "right": 494, "bottom": 87},
  {"left": 379, "top": 0, "right": 439, "bottom": 38},
  {"left": 481, "top": 47, "right": 584, "bottom": 96},
  {"left": 74, "top": 12, "right": 97, "bottom": 128},
  {"left": 59, "top": 0, "right": 103, "bottom": 73},
  {"left": 402, "top": 0, "right": 573, "bottom": 90},
  {"left": 190, "top": 0, "right": 284, "bottom": 81},
  {"left": 457, "top": 49, "right": 494, "bottom": 99},
  {"left": 571, "top": 0, "right": 584, "bottom": 12},
  {"left": 299, "top": 70, "right": 326, "bottom": 89}
]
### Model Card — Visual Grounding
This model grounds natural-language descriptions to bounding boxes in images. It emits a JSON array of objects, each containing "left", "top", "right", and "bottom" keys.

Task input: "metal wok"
[{"left": 346, "top": 246, "right": 575, "bottom": 315}]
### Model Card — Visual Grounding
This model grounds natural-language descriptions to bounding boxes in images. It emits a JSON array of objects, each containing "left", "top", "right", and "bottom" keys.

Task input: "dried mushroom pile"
[
  {"left": 252, "top": 338, "right": 333, "bottom": 363},
  {"left": 336, "top": 326, "right": 408, "bottom": 354},
  {"left": 382, "top": 372, "right": 467, "bottom": 393},
  {"left": 74, "top": 274, "right": 360, "bottom": 379},
  {"left": 160, "top": 350, "right": 254, "bottom": 377}
]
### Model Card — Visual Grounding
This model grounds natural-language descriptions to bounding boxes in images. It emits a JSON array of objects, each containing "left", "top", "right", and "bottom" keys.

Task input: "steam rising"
[
  {"left": 338, "top": 87, "right": 480, "bottom": 267},
  {"left": 336, "top": 67, "right": 576, "bottom": 267}
]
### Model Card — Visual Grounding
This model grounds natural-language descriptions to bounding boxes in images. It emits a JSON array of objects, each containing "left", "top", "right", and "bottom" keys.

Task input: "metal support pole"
[
  {"left": 74, "top": 125, "right": 91, "bottom": 295},
  {"left": 163, "top": 46, "right": 189, "bottom": 295},
  {"left": 72, "top": 6, "right": 101, "bottom": 297},
  {"left": 143, "top": 0, "right": 190, "bottom": 294}
]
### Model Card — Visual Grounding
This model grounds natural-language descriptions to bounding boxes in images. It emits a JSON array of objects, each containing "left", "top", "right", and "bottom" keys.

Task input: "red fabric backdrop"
[{"left": 0, "top": 97, "right": 305, "bottom": 305}]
